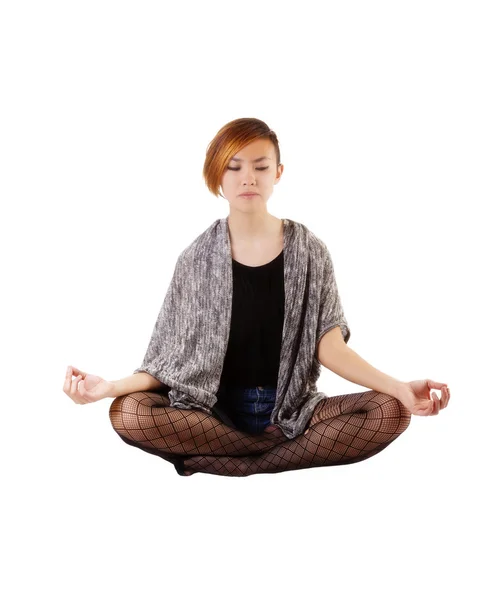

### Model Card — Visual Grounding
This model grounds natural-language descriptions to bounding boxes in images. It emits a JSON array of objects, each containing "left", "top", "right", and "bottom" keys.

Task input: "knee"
[
  {"left": 387, "top": 395, "right": 412, "bottom": 433},
  {"left": 108, "top": 394, "right": 140, "bottom": 432}
]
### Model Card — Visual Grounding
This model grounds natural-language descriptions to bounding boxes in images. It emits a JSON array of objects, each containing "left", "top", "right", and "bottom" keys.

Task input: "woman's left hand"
[{"left": 396, "top": 379, "right": 451, "bottom": 416}]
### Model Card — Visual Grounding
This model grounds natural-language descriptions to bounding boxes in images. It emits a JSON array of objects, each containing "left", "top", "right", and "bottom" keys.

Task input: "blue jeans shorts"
[{"left": 212, "top": 382, "right": 277, "bottom": 435}]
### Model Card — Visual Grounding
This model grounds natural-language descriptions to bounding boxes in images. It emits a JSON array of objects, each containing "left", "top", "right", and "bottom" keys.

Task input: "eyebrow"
[{"left": 229, "top": 156, "right": 272, "bottom": 163}]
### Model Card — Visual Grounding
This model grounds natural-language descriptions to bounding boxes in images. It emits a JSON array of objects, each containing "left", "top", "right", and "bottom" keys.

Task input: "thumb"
[{"left": 428, "top": 379, "right": 448, "bottom": 389}]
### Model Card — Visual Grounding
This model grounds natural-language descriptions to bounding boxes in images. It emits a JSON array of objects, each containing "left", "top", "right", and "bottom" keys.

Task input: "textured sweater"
[{"left": 134, "top": 216, "right": 350, "bottom": 439}]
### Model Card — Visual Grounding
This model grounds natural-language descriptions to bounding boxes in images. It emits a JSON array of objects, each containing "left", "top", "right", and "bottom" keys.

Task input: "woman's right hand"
[{"left": 63, "top": 365, "right": 114, "bottom": 404}]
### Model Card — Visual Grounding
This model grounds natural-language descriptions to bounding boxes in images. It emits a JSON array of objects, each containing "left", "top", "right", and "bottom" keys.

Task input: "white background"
[{"left": 1, "top": 1, "right": 495, "bottom": 599}]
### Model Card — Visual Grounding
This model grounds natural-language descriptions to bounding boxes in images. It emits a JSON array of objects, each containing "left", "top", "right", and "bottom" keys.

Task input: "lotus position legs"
[{"left": 109, "top": 389, "right": 411, "bottom": 477}]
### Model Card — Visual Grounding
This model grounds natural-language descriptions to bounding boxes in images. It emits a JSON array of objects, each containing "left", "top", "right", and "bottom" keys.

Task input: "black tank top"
[{"left": 219, "top": 249, "right": 285, "bottom": 387}]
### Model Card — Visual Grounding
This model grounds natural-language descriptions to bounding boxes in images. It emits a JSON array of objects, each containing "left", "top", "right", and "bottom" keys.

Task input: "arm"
[
  {"left": 316, "top": 326, "right": 406, "bottom": 397},
  {"left": 110, "top": 372, "right": 165, "bottom": 398}
]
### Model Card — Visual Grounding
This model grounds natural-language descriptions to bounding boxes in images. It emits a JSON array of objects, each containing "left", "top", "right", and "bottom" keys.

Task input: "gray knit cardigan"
[{"left": 134, "top": 216, "right": 350, "bottom": 439}]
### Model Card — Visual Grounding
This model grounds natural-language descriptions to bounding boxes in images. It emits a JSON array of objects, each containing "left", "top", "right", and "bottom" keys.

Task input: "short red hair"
[{"left": 203, "top": 117, "right": 281, "bottom": 199}]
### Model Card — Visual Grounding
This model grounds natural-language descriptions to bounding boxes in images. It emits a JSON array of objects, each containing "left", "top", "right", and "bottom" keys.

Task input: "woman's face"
[{"left": 220, "top": 138, "right": 284, "bottom": 213}]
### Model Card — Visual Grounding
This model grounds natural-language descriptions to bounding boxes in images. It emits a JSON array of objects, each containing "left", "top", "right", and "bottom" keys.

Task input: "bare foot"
[
  {"left": 264, "top": 424, "right": 278, "bottom": 433},
  {"left": 263, "top": 424, "right": 286, "bottom": 439}
]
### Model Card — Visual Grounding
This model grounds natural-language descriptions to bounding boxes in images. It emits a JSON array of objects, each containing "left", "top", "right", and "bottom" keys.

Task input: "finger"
[
  {"left": 78, "top": 380, "right": 93, "bottom": 403},
  {"left": 71, "top": 375, "right": 84, "bottom": 403},
  {"left": 77, "top": 380, "right": 91, "bottom": 404},
  {"left": 439, "top": 385, "right": 446, "bottom": 410},
  {"left": 71, "top": 366, "right": 88, "bottom": 378},
  {"left": 432, "top": 393, "right": 440, "bottom": 415},
  {"left": 63, "top": 366, "right": 73, "bottom": 392},
  {"left": 70, "top": 374, "right": 81, "bottom": 394},
  {"left": 442, "top": 386, "right": 449, "bottom": 409},
  {"left": 428, "top": 379, "right": 448, "bottom": 391},
  {"left": 431, "top": 387, "right": 443, "bottom": 407},
  {"left": 428, "top": 394, "right": 436, "bottom": 415},
  {"left": 69, "top": 374, "right": 79, "bottom": 399}
]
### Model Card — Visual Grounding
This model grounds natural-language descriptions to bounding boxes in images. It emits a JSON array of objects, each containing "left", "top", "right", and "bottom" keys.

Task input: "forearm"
[
  {"left": 321, "top": 344, "right": 406, "bottom": 397},
  {"left": 110, "top": 372, "right": 165, "bottom": 398}
]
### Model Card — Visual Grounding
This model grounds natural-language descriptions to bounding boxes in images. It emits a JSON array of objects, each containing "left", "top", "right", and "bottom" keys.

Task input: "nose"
[{"left": 239, "top": 169, "right": 257, "bottom": 186}]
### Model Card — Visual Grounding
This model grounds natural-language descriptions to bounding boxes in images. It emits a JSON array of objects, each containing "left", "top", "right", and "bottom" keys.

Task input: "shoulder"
[
  {"left": 287, "top": 218, "right": 329, "bottom": 259},
  {"left": 177, "top": 218, "right": 224, "bottom": 262}
]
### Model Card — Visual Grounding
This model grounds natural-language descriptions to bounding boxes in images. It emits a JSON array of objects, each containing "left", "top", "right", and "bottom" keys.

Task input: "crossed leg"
[
  {"left": 182, "top": 390, "right": 412, "bottom": 476},
  {"left": 108, "top": 390, "right": 288, "bottom": 468},
  {"left": 109, "top": 389, "right": 411, "bottom": 477}
]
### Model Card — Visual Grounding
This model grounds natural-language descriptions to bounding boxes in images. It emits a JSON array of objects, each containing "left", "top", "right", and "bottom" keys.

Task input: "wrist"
[
  {"left": 390, "top": 380, "right": 408, "bottom": 398},
  {"left": 108, "top": 380, "right": 119, "bottom": 398}
]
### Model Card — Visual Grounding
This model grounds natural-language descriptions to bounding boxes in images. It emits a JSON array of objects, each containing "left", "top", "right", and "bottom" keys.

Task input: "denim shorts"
[{"left": 212, "top": 381, "right": 277, "bottom": 435}]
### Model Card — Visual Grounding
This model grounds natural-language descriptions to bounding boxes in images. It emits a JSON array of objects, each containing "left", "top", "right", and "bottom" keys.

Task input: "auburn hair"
[{"left": 203, "top": 117, "right": 281, "bottom": 199}]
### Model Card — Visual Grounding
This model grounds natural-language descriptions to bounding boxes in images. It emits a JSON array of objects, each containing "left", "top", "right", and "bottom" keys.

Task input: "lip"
[{"left": 239, "top": 193, "right": 258, "bottom": 197}]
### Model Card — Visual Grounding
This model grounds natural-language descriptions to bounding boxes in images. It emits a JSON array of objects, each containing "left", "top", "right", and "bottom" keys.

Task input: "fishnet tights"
[{"left": 109, "top": 389, "right": 411, "bottom": 477}]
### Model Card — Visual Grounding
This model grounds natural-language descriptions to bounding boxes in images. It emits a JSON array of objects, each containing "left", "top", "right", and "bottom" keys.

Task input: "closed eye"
[{"left": 226, "top": 167, "right": 269, "bottom": 171}]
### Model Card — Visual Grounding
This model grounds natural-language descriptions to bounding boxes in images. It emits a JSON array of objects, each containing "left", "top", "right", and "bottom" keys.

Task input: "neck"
[{"left": 227, "top": 211, "right": 282, "bottom": 243}]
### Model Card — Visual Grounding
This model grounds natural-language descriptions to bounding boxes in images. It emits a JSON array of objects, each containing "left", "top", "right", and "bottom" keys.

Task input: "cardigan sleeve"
[
  {"left": 316, "top": 247, "right": 351, "bottom": 346},
  {"left": 132, "top": 252, "right": 187, "bottom": 385}
]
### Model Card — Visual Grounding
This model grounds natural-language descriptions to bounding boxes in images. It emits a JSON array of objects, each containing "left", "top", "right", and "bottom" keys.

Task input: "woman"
[{"left": 63, "top": 117, "right": 450, "bottom": 477}]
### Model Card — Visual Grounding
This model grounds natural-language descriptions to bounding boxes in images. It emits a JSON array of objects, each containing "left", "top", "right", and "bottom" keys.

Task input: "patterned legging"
[{"left": 109, "top": 388, "right": 412, "bottom": 477}]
